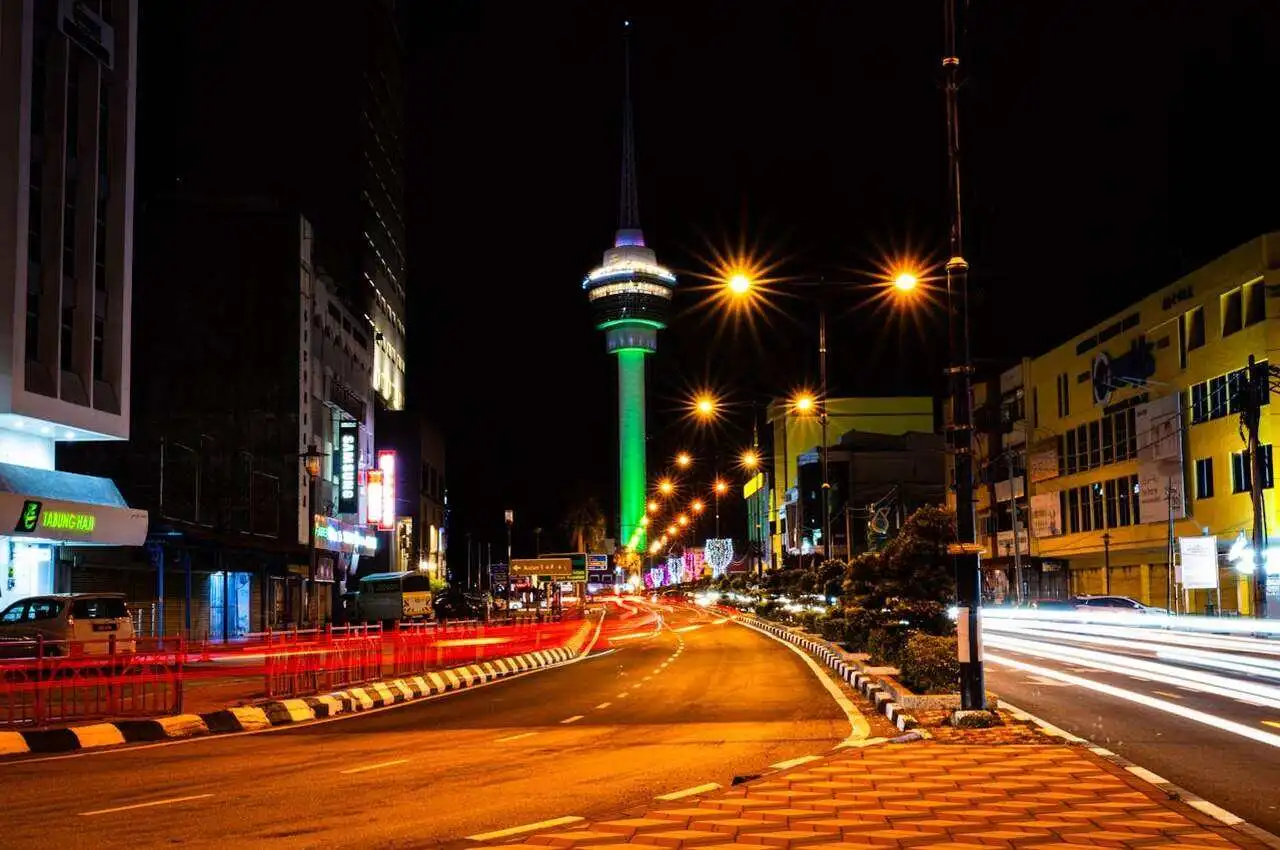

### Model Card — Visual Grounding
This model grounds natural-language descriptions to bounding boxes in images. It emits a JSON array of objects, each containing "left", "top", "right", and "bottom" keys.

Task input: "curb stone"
[
  {"left": 736, "top": 616, "right": 920, "bottom": 731},
  {"left": 0, "top": 643, "right": 585, "bottom": 757}
]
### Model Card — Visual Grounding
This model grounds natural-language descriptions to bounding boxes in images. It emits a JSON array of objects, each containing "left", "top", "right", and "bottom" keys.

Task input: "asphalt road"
[
  {"left": 983, "top": 616, "right": 1280, "bottom": 835},
  {"left": 1, "top": 604, "right": 848, "bottom": 849}
]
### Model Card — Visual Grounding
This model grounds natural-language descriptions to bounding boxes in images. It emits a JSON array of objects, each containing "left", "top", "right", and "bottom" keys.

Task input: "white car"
[
  {"left": 0, "top": 593, "right": 136, "bottom": 657},
  {"left": 1073, "top": 595, "right": 1169, "bottom": 615}
]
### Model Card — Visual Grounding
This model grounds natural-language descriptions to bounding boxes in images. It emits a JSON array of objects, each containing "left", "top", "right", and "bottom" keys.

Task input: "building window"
[
  {"left": 25, "top": 281, "right": 40, "bottom": 362},
  {"left": 1115, "top": 409, "right": 1130, "bottom": 459},
  {"left": 1105, "top": 479, "right": 1118, "bottom": 528},
  {"left": 1221, "top": 288, "right": 1243, "bottom": 337},
  {"left": 1227, "top": 369, "right": 1244, "bottom": 414},
  {"left": 1101, "top": 417, "right": 1114, "bottom": 464},
  {"left": 1118, "top": 476, "right": 1132, "bottom": 526},
  {"left": 1194, "top": 457, "right": 1214, "bottom": 500},
  {"left": 1088, "top": 420, "right": 1101, "bottom": 468},
  {"left": 1126, "top": 408, "right": 1138, "bottom": 457},
  {"left": 93, "top": 316, "right": 104, "bottom": 381},
  {"left": 1190, "top": 384, "right": 1207, "bottom": 424},
  {"left": 1056, "top": 373, "right": 1069, "bottom": 418},
  {"left": 1056, "top": 435, "right": 1066, "bottom": 476},
  {"left": 1232, "top": 451, "right": 1251, "bottom": 493},
  {"left": 1091, "top": 482, "right": 1104, "bottom": 529},
  {"left": 1209, "top": 375, "right": 1227, "bottom": 419},
  {"left": 1246, "top": 281, "right": 1266, "bottom": 326},
  {"left": 1131, "top": 475, "right": 1142, "bottom": 523},
  {"left": 1076, "top": 424, "right": 1089, "bottom": 470},
  {"left": 1253, "top": 359, "right": 1271, "bottom": 407},
  {"left": 1178, "top": 312, "right": 1188, "bottom": 370},
  {"left": 1032, "top": 386, "right": 1039, "bottom": 428},
  {"left": 1065, "top": 430, "right": 1077, "bottom": 475},
  {"left": 1185, "top": 306, "right": 1206, "bottom": 351},
  {"left": 1059, "top": 491, "right": 1068, "bottom": 535},
  {"left": 60, "top": 295, "right": 74, "bottom": 371},
  {"left": 1068, "top": 488, "right": 1080, "bottom": 534}
]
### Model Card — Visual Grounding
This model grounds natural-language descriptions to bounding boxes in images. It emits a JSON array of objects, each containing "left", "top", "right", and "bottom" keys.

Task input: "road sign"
[{"left": 510, "top": 557, "right": 573, "bottom": 578}]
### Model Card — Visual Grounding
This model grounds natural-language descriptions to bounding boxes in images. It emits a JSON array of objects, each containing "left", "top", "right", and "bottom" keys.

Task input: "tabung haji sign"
[{"left": 5, "top": 494, "right": 148, "bottom": 546}]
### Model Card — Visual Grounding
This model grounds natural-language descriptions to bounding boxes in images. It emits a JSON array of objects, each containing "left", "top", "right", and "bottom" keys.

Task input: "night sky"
[{"left": 412, "top": 1, "right": 1279, "bottom": 564}]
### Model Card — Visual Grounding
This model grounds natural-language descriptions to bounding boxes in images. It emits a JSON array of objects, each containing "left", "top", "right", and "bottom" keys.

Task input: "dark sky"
[{"left": 411, "top": 1, "right": 1280, "bottom": 564}]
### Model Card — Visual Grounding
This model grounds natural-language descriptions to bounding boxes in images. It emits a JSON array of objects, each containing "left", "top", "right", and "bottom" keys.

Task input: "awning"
[{"left": 0, "top": 462, "right": 148, "bottom": 546}]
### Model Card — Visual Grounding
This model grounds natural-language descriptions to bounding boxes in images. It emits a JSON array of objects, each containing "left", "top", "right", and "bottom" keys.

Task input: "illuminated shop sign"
[
  {"left": 375, "top": 450, "right": 396, "bottom": 531},
  {"left": 336, "top": 420, "right": 359, "bottom": 515},
  {"left": 14, "top": 500, "right": 97, "bottom": 535},
  {"left": 313, "top": 516, "right": 378, "bottom": 554}
]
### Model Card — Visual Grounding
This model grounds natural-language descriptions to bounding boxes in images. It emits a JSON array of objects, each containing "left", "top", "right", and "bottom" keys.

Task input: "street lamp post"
[
  {"left": 941, "top": 0, "right": 986, "bottom": 712},
  {"left": 817, "top": 289, "right": 831, "bottom": 562}
]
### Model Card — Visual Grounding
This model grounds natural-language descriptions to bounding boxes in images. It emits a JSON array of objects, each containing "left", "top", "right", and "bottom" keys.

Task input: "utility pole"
[
  {"left": 1101, "top": 532, "right": 1112, "bottom": 594},
  {"left": 819, "top": 289, "right": 831, "bottom": 562},
  {"left": 941, "top": 0, "right": 985, "bottom": 711},
  {"left": 504, "top": 510, "right": 514, "bottom": 613},
  {"left": 1008, "top": 452, "right": 1024, "bottom": 604},
  {"left": 466, "top": 532, "right": 473, "bottom": 591},
  {"left": 1244, "top": 355, "right": 1269, "bottom": 618},
  {"left": 1166, "top": 479, "right": 1176, "bottom": 613}
]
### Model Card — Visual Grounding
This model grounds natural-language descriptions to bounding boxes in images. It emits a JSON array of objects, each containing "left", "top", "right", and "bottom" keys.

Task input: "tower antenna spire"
[{"left": 619, "top": 19, "right": 640, "bottom": 231}]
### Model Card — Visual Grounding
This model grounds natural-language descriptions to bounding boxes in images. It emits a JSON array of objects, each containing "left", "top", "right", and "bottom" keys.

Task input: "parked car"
[
  {"left": 1026, "top": 598, "right": 1078, "bottom": 611},
  {"left": 0, "top": 593, "right": 136, "bottom": 657},
  {"left": 1073, "top": 595, "right": 1169, "bottom": 615}
]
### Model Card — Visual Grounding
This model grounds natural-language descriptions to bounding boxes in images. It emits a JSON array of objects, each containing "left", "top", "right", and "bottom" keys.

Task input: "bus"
[{"left": 345, "top": 572, "right": 435, "bottom": 624}]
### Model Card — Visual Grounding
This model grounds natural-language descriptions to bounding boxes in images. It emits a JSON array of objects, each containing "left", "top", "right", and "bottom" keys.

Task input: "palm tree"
[{"left": 562, "top": 497, "right": 607, "bottom": 552}]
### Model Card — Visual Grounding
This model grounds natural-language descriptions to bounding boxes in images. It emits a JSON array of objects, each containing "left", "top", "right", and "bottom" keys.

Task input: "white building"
[{"left": 0, "top": 0, "right": 146, "bottom": 606}]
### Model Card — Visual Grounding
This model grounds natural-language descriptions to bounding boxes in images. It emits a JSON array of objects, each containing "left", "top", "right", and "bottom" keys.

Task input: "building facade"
[
  {"left": 767, "top": 396, "right": 936, "bottom": 564},
  {"left": 62, "top": 202, "right": 380, "bottom": 636},
  {"left": 370, "top": 409, "right": 446, "bottom": 582},
  {"left": 963, "top": 234, "right": 1280, "bottom": 615},
  {"left": 0, "top": 0, "right": 147, "bottom": 612}
]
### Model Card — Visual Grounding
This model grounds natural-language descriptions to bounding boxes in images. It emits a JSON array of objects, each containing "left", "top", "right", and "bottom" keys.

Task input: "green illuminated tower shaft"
[
  {"left": 617, "top": 349, "right": 648, "bottom": 550},
  {"left": 581, "top": 22, "right": 676, "bottom": 554}
]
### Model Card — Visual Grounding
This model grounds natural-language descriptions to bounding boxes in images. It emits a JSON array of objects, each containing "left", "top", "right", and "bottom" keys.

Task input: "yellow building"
[
  {"left": 1018, "top": 233, "right": 1280, "bottom": 614},
  {"left": 767, "top": 396, "right": 935, "bottom": 565}
]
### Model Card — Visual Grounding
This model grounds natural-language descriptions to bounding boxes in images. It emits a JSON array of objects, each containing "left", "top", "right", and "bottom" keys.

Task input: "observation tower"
[{"left": 582, "top": 23, "right": 676, "bottom": 553}]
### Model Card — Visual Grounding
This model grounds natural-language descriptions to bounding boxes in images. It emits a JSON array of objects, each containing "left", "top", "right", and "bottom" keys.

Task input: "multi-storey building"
[
  {"left": 0, "top": 0, "right": 147, "bottom": 608},
  {"left": 142, "top": 0, "right": 408, "bottom": 412},
  {"left": 767, "top": 396, "right": 936, "bottom": 564},
  {"left": 968, "top": 234, "right": 1280, "bottom": 615}
]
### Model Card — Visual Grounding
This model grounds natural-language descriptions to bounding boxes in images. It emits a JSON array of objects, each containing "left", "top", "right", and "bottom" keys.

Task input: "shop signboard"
[
  {"left": 1177, "top": 535, "right": 1218, "bottom": 590},
  {"left": 335, "top": 420, "right": 359, "bottom": 515},
  {"left": 4, "top": 493, "right": 147, "bottom": 546}
]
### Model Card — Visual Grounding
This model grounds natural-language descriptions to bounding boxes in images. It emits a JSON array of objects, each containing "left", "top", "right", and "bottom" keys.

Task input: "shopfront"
[
  {"left": 313, "top": 515, "right": 377, "bottom": 623},
  {"left": 0, "top": 464, "right": 148, "bottom": 613}
]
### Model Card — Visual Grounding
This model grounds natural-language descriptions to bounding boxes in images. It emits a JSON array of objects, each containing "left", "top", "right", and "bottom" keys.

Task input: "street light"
[
  {"left": 639, "top": 515, "right": 650, "bottom": 528},
  {"left": 666, "top": 524, "right": 678, "bottom": 536},
  {"left": 299, "top": 445, "right": 326, "bottom": 626},
  {"left": 728, "top": 272, "right": 751, "bottom": 295},
  {"left": 658, "top": 478, "right": 675, "bottom": 496},
  {"left": 692, "top": 392, "right": 719, "bottom": 421},
  {"left": 675, "top": 451, "right": 693, "bottom": 468},
  {"left": 690, "top": 499, "right": 705, "bottom": 514},
  {"left": 677, "top": 514, "right": 689, "bottom": 527},
  {"left": 791, "top": 391, "right": 816, "bottom": 415},
  {"left": 894, "top": 271, "right": 919, "bottom": 292},
  {"left": 713, "top": 478, "right": 729, "bottom": 539},
  {"left": 647, "top": 499, "right": 659, "bottom": 513},
  {"left": 740, "top": 449, "right": 761, "bottom": 470}
]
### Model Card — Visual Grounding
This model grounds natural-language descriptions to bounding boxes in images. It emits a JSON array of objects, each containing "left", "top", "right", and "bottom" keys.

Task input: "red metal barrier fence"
[
  {"left": 0, "top": 611, "right": 593, "bottom": 727},
  {"left": 0, "top": 637, "right": 184, "bottom": 728}
]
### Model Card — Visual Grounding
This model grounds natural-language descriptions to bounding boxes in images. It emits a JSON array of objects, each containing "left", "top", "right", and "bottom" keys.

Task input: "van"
[{"left": 0, "top": 593, "right": 136, "bottom": 656}]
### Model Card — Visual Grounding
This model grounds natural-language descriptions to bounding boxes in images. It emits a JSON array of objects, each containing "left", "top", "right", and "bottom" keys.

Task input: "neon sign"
[
  {"left": 336, "top": 420, "right": 358, "bottom": 514},
  {"left": 376, "top": 450, "right": 396, "bottom": 531},
  {"left": 367, "top": 470, "right": 384, "bottom": 526},
  {"left": 13, "top": 500, "right": 97, "bottom": 535}
]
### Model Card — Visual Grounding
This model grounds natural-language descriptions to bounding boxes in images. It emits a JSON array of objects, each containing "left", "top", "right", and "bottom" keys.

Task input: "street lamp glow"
[
  {"left": 647, "top": 500, "right": 659, "bottom": 513},
  {"left": 727, "top": 272, "right": 752, "bottom": 295},
  {"left": 667, "top": 524, "right": 678, "bottom": 535},
  {"left": 639, "top": 515, "right": 649, "bottom": 527},
  {"left": 677, "top": 514, "right": 689, "bottom": 527},
  {"left": 675, "top": 451, "right": 693, "bottom": 468},
  {"left": 692, "top": 393, "right": 719, "bottom": 420},
  {"left": 714, "top": 479, "right": 729, "bottom": 495},
  {"left": 658, "top": 478, "right": 675, "bottom": 496},
  {"left": 691, "top": 499, "right": 705, "bottom": 514},
  {"left": 648, "top": 542, "right": 660, "bottom": 554},
  {"left": 791, "top": 391, "right": 816, "bottom": 414},
  {"left": 894, "top": 271, "right": 919, "bottom": 292},
  {"left": 740, "top": 449, "right": 760, "bottom": 470}
]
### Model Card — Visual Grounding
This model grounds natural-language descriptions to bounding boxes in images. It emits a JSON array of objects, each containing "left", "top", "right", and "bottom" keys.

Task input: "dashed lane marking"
[
  {"left": 1151, "top": 690, "right": 1183, "bottom": 700},
  {"left": 494, "top": 732, "right": 538, "bottom": 743},
  {"left": 466, "top": 815, "right": 584, "bottom": 842},
  {"left": 595, "top": 702, "right": 611, "bottom": 710},
  {"left": 655, "top": 782, "right": 722, "bottom": 801},
  {"left": 79, "top": 794, "right": 213, "bottom": 817},
  {"left": 560, "top": 715, "right": 584, "bottom": 725},
  {"left": 340, "top": 758, "right": 409, "bottom": 775},
  {"left": 770, "top": 754, "right": 822, "bottom": 770},
  {"left": 631, "top": 683, "right": 643, "bottom": 689},
  {"left": 616, "top": 692, "right": 630, "bottom": 699}
]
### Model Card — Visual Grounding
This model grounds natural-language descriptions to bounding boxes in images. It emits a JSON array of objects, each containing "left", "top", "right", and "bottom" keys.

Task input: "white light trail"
[{"left": 986, "top": 652, "right": 1280, "bottom": 750}]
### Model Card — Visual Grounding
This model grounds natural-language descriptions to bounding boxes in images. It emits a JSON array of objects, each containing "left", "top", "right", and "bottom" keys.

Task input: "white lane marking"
[
  {"left": 467, "top": 815, "right": 584, "bottom": 841},
  {"left": 986, "top": 653, "right": 1280, "bottom": 749},
  {"left": 340, "top": 758, "right": 409, "bottom": 775},
  {"left": 673, "top": 625, "right": 702, "bottom": 633},
  {"left": 79, "top": 794, "right": 213, "bottom": 817},
  {"left": 655, "top": 782, "right": 721, "bottom": 801},
  {"left": 617, "top": 692, "right": 629, "bottom": 698},
  {"left": 712, "top": 617, "right": 729, "bottom": 625},
  {"left": 560, "top": 715, "right": 584, "bottom": 724},
  {"left": 1025, "top": 675, "right": 1072, "bottom": 687},
  {"left": 494, "top": 732, "right": 538, "bottom": 743},
  {"left": 1151, "top": 690, "right": 1183, "bottom": 700},
  {"left": 643, "top": 675, "right": 652, "bottom": 681},
  {"left": 770, "top": 754, "right": 822, "bottom": 770},
  {"left": 631, "top": 683, "right": 643, "bottom": 689},
  {"left": 595, "top": 702, "right": 612, "bottom": 710},
  {"left": 734, "top": 620, "right": 870, "bottom": 745}
]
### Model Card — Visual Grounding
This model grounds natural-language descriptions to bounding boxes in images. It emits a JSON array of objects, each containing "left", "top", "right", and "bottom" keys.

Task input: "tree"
[
  {"left": 562, "top": 497, "right": 607, "bottom": 552},
  {"left": 843, "top": 506, "right": 956, "bottom": 609}
]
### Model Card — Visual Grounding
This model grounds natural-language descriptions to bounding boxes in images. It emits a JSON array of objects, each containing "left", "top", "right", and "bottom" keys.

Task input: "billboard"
[
  {"left": 1178, "top": 535, "right": 1218, "bottom": 590},
  {"left": 375, "top": 450, "right": 396, "bottom": 530},
  {"left": 1136, "top": 394, "right": 1185, "bottom": 522},
  {"left": 1029, "top": 493, "right": 1062, "bottom": 539}
]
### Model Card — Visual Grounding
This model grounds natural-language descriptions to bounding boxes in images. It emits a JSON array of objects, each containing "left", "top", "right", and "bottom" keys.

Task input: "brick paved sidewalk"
[{"left": 488, "top": 740, "right": 1276, "bottom": 850}]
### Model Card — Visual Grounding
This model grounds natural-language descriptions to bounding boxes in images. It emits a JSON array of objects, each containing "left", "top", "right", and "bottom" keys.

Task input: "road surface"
[
  {"left": 1, "top": 604, "right": 848, "bottom": 848},
  {"left": 984, "top": 614, "right": 1280, "bottom": 835}
]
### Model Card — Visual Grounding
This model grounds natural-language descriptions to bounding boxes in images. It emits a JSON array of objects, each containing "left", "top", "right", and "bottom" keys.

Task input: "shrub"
[
  {"left": 840, "top": 606, "right": 876, "bottom": 652},
  {"left": 820, "top": 614, "right": 846, "bottom": 643},
  {"left": 797, "top": 610, "right": 821, "bottom": 633},
  {"left": 898, "top": 633, "right": 960, "bottom": 694},
  {"left": 866, "top": 624, "right": 910, "bottom": 667}
]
